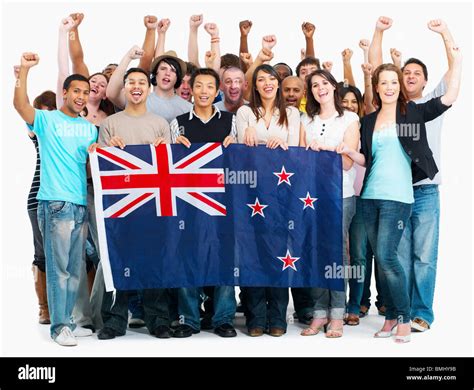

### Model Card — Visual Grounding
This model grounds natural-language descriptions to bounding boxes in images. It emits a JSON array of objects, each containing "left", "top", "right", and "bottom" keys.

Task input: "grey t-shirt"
[
  {"left": 414, "top": 78, "right": 447, "bottom": 186},
  {"left": 98, "top": 111, "right": 171, "bottom": 145},
  {"left": 146, "top": 92, "right": 193, "bottom": 123}
]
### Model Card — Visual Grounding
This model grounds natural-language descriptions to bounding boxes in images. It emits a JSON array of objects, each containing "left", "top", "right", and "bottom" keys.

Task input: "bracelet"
[{"left": 211, "top": 37, "right": 220, "bottom": 43}]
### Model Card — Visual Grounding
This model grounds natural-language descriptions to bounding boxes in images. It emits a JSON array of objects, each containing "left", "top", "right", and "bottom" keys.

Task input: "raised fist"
[
  {"left": 239, "top": 20, "right": 252, "bottom": 36},
  {"left": 376, "top": 16, "right": 393, "bottom": 31},
  {"left": 20, "top": 52, "right": 40, "bottom": 68},
  {"left": 301, "top": 22, "right": 315, "bottom": 39}
]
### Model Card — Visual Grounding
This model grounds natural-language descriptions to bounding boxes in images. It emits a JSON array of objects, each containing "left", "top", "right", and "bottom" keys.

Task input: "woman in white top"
[
  {"left": 236, "top": 64, "right": 300, "bottom": 337},
  {"left": 299, "top": 69, "right": 360, "bottom": 338}
]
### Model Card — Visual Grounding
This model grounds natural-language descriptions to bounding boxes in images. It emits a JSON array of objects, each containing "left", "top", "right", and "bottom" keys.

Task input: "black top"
[
  {"left": 360, "top": 96, "right": 451, "bottom": 193},
  {"left": 27, "top": 135, "right": 40, "bottom": 211},
  {"left": 175, "top": 110, "right": 234, "bottom": 143}
]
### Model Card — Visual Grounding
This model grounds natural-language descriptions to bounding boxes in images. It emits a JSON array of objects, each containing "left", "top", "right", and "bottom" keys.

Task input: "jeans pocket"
[
  {"left": 48, "top": 201, "right": 68, "bottom": 215},
  {"left": 418, "top": 185, "right": 438, "bottom": 195}
]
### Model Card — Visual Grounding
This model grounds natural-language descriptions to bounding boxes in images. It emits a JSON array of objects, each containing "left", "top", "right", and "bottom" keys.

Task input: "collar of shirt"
[{"left": 188, "top": 105, "right": 221, "bottom": 123}]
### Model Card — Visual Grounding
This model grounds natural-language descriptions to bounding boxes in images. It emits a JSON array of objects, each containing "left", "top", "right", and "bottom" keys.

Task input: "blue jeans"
[
  {"left": 37, "top": 200, "right": 88, "bottom": 338},
  {"left": 178, "top": 286, "right": 236, "bottom": 330},
  {"left": 313, "top": 196, "right": 356, "bottom": 320},
  {"left": 360, "top": 257, "right": 385, "bottom": 310},
  {"left": 244, "top": 287, "right": 289, "bottom": 330},
  {"left": 398, "top": 185, "right": 440, "bottom": 325},
  {"left": 347, "top": 197, "right": 375, "bottom": 314},
  {"left": 28, "top": 208, "right": 45, "bottom": 272},
  {"left": 361, "top": 199, "right": 412, "bottom": 323}
]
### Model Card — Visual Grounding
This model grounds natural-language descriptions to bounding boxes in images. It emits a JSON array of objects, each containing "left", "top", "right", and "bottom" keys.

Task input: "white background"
[{"left": 1, "top": 0, "right": 472, "bottom": 356}]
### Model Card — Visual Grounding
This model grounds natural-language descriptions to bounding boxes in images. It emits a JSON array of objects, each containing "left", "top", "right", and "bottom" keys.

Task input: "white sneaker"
[
  {"left": 55, "top": 327, "right": 77, "bottom": 346},
  {"left": 72, "top": 326, "right": 93, "bottom": 337}
]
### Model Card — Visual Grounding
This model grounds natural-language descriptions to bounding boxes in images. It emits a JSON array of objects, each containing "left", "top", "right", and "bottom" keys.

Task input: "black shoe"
[
  {"left": 153, "top": 325, "right": 172, "bottom": 339},
  {"left": 97, "top": 327, "right": 123, "bottom": 340},
  {"left": 298, "top": 312, "right": 313, "bottom": 325},
  {"left": 214, "top": 323, "right": 237, "bottom": 338},
  {"left": 200, "top": 316, "right": 213, "bottom": 330},
  {"left": 172, "top": 324, "right": 200, "bottom": 338}
]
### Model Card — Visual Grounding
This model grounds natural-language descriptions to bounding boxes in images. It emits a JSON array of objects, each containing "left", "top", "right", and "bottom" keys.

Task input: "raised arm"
[
  {"left": 427, "top": 19, "right": 456, "bottom": 84},
  {"left": 361, "top": 63, "right": 376, "bottom": 114},
  {"left": 57, "top": 16, "right": 75, "bottom": 108},
  {"left": 243, "top": 48, "right": 274, "bottom": 102},
  {"left": 341, "top": 48, "right": 355, "bottom": 86},
  {"left": 188, "top": 14, "right": 203, "bottom": 67},
  {"left": 239, "top": 20, "right": 252, "bottom": 72},
  {"left": 368, "top": 16, "right": 392, "bottom": 68},
  {"left": 359, "top": 39, "right": 370, "bottom": 64},
  {"left": 139, "top": 15, "right": 158, "bottom": 73},
  {"left": 440, "top": 45, "right": 462, "bottom": 106},
  {"left": 204, "top": 23, "right": 221, "bottom": 73},
  {"left": 106, "top": 45, "right": 144, "bottom": 109},
  {"left": 301, "top": 22, "right": 315, "bottom": 58},
  {"left": 155, "top": 18, "right": 170, "bottom": 58},
  {"left": 68, "top": 13, "right": 89, "bottom": 77},
  {"left": 390, "top": 48, "right": 402, "bottom": 69},
  {"left": 13, "top": 53, "right": 39, "bottom": 125}
]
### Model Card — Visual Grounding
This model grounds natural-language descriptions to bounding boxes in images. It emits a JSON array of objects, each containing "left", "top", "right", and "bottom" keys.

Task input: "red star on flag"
[
  {"left": 246, "top": 197, "right": 268, "bottom": 217},
  {"left": 299, "top": 192, "right": 318, "bottom": 210},
  {"left": 273, "top": 165, "right": 294, "bottom": 186},
  {"left": 277, "top": 250, "right": 300, "bottom": 271}
]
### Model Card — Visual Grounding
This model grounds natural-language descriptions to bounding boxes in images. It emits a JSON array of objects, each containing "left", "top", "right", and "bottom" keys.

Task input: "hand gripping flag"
[{"left": 90, "top": 143, "right": 343, "bottom": 292}]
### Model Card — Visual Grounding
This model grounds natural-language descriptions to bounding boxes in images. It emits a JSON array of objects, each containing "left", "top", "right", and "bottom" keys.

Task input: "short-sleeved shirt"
[
  {"left": 32, "top": 109, "right": 97, "bottom": 206},
  {"left": 236, "top": 105, "right": 300, "bottom": 146},
  {"left": 146, "top": 93, "right": 193, "bottom": 123},
  {"left": 413, "top": 78, "right": 447, "bottom": 186},
  {"left": 302, "top": 110, "right": 359, "bottom": 198},
  {"left": 98, "top": 111, "right": 171, "bottom": 146}
]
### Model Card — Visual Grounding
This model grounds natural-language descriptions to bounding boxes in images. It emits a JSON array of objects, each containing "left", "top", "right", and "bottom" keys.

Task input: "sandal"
[
  {"left": 325, "top": 320, "right": 343, "bottom": 338},
  {"left": 300, "top": 319, "right": 328, "bottom": 336},
  {"left": 344, "top": 313, "right": 360, "bottom": 326},
  {"left": 359, "top": 305, "right": 369, "bottom": 318}
]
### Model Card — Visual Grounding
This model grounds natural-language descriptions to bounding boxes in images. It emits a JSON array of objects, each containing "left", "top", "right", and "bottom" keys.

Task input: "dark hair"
[
  {"left": 123, "top": 67, "right": 151, "bottom": 86},
  {"left": 372, "top": 63, "right": 407, "bottom": 115},
  {"left": 33, "top": 90, "right": 56, "bottom": 110},
  {"left": 250, "top": 64, "right": 288, "bottom": 128},
  {"left": 190, "top": 68, "right": 220, "bottom": 89},
  {"left": 151, "top": 58, "right": 183, "bottom": 89},
  {"left": 305, "top": 70, "right": 345, "bottom": 119},
  {"left": 185, "top": 61, "right": 198, "bottom": 77},
  {"left": 63, "top": 74, "right": 89, "bottom": 91},
  {"left": 295, "top": 57, "right": 321, "bottom": 77},
  {"left": 220, "top": 53, "right": 241, "bottom": 69},
  {"left": 338, "top": 84, "right": 364, "bottom": 118},
  {"left": 274, "top": 62, "right": 293, "bottom": 76},
  {"left": 402, "top": 58, "right": 428, "bottom": 81},
  {"left": 88, "top": 72, "right": 115, "bottom": 116}
]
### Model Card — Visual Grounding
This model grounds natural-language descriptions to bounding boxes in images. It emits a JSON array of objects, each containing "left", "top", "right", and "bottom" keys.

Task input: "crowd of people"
[{"left": 13, "top": 13, "right": 462, "bottom": 346}]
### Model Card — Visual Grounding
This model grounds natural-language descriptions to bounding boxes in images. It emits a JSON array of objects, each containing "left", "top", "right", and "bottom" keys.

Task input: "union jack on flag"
[{"left": 94, "top": 143, "right": 226, "bottom": 218}]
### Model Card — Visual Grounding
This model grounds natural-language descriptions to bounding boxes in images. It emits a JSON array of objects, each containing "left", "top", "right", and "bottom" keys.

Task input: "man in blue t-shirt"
[{"left": 14, "top": 52, "right": 97, "bottom": 347}]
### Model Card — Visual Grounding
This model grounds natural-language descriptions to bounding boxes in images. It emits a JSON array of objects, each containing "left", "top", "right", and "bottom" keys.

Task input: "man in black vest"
[{"left": 170, "top": 68, "right": 237, "bottom": 338}]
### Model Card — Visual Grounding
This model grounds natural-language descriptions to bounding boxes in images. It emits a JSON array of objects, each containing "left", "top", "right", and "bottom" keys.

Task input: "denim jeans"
[
  {"left": 361, "top": 199, "right": 412, "bottom": 323},
  {"left": 398, "top": 185, "right": 440, "bottom": 325},
  {"left": 313, "top": 196, "right": 356, "bottom": 320},
  {"left": 291, "top": 288, "right": 317, "bottom": 317},
  {"left": 347, "top": 197, "right": 374, "bottom": 314},
  {"left": 128, "top": 291, "right": 145, "bottom": 319},
  {"left": 28, "top": 208, "right": 45, "bottom": 272},
  {"left": 37, "top": 200, "right": 88, "bottom": 338},
  {"left": 101, "top": 288, "right": 170, "bottom": 334},
  {"left": 178, "top": 286, "right": 236, "bottom": 330},
  {"left": 244, "top": 287, "right": 289, "bottom": 330}
]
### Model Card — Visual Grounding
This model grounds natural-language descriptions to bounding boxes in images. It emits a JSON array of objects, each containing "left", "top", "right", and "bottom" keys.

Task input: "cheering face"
[
  {"left": 176, "top": 74, "right": 192, "bottom": 102},
  {"left": 63, "top": 80, "right": 90, "bottom": 114},
  {"left": 282, "top": 77, "right": 304, "bottom": 108},
  {"left": 298, "top": 64, "right": 318, "bottom": 82},
  {"left": 403, "top": 63, "right": 427, "bottom": 98},
  {"left": 376, "top": 70, "right": 400, "bottom": 105},
  {"left": 255, "top": 70, "right": 279, "bottom": 100},
  {"left": 341, "top": 91, "right": 359, "bottom": 114},
  {"left": 155, "top": 61, "right": 178, "bottom": 92},
  {"left": 310, "top": 74, "right": 335, "bottom": 105},
  {"left": 124, "top": 72, "right": 150, "bottom": 105},
  {"left": 89, "top": 74, "right": 108, "bottom": 101},
  {"left": 192, "top": 74, "right": 218, "bottom": 109},
  {"left": 222, "top": 68, "right": 245, "bottom": 104},
  {"left": 274, "top": 64, "right": 292, "bottom": 81}
]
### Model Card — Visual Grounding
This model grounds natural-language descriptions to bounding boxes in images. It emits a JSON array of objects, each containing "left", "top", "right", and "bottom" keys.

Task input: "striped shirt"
[{"left": 27, "top": 135, "right": 40, "bottom": 211}]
